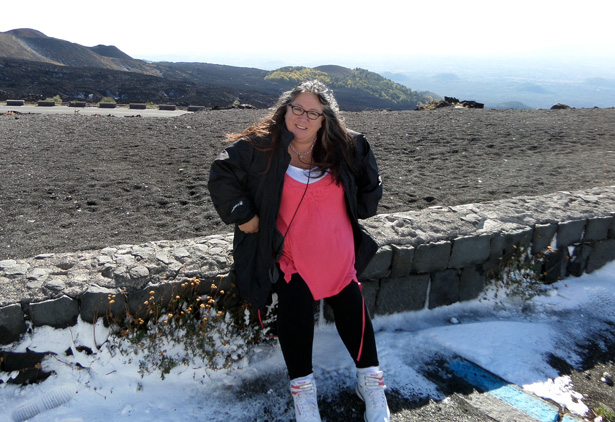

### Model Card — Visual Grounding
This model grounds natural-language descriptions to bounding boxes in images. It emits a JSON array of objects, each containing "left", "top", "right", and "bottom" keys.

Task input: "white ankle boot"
[
  {"left": 356, "top": 368, "right": 391, "bottom": 422},
  {"left": 290, "top": 374, "right": 322, "bottom": 422}
]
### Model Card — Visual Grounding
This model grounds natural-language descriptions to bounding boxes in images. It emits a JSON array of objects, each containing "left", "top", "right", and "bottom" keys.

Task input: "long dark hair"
[{"left": 226, "top": 80, "right": 355, "bottom": 182}]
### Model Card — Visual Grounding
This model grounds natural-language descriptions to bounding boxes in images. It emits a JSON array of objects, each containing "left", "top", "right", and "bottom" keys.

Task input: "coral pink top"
[{"left": 276, "top": 165, "right": 357, "bottom": 300}]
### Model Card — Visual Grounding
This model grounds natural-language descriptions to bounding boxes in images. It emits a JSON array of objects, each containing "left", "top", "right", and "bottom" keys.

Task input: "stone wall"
[{"left": 1, "top": 186, "right": 615, "bottom": 346}]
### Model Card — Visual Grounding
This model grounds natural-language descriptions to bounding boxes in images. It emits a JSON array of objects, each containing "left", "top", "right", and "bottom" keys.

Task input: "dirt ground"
[
  {"left": 1, "top": 106, "right": 614, "bottom": 419},
  {"left": 1, "top": 107, "right": 614, "bottom": 260}
]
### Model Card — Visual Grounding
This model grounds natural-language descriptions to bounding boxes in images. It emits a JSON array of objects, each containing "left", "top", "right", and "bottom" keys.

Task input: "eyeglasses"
[{"left": 289, "top": 104, "right": 323, "bottom": 120}]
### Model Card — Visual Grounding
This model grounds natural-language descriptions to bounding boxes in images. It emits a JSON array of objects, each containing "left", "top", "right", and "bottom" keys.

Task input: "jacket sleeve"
[
  {"left": 354, "top": 133, "right": 383, "bottom": 219},
  {"left": 207, "top": 139, "right": 257, "bottom": 226}
]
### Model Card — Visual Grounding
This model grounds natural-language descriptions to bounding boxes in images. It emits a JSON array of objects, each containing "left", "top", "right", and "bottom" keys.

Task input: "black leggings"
[{"left": 274, "top": 272, "right": 379, "bottom": 380}]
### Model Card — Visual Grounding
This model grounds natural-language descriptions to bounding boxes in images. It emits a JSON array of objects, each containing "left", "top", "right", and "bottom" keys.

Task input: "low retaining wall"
[{"left": 1, "top": 186, "right": 615, "bottom": 345}]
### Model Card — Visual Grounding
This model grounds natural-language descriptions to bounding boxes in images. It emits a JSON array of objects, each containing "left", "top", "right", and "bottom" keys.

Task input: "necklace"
[{"left": 289, "top": 139, "right": 316, "bottom": 158}]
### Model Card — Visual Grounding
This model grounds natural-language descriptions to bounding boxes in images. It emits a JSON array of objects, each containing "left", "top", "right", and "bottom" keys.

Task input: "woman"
[{"left": 208, "top": 80, "right": 389, "bottom": 422}]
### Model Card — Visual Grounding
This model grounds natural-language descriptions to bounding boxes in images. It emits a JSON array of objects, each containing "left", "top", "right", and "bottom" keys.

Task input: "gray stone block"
[
  {"left": 501, "top": 228, "right": 533, "bottom": 258},
  {"left": 360, "top": 246, "right": 392, "bottom": 280},
  {"left": 489, "top": 232, "right": 504, "bottom": 260},
  {"left": 390, "top": 245, "right": 414, "bottom": 278},
  {"left": 586, "top": 239, "right": 615, "bottom": 273},
  {"left": 412, "top": 241, "right": 451, "bottom": 274},
  {"left": 80, "top": 288, "right": 126, "bottom": 324},
  {"left": 29, "top": 296, "right": 79, "bottom": 328},
  {"left": 483, "top": 233, "right": 505, "bottom": 274},
  {"left": 0, "top": 304, "right": 26, "bottom": 345},
  {"left": 532, "top": 223, "right": 557, "bottom": 254},
  {"left": 0, "top": 259, "right": 30, "bottom": 276},
  {"left": 376, "top": 275, "right": 429, "bottom": 315},
  {"left": 567, "top": 244, "right": 591, "bottom": 277},
  {"left": 459, "top": 266, "right": 485, "bottom": 302},
  {"left": 127, "top": 283, "right": 177, "bottom": 319},
  {"left": 543, "top": 250, "right": 569, "bottom": 283},
  {"left": 449, "top": 234, "right": 491, "bottom": 268},
  {"left": 429, "top": 270, "right": 459, "bottom": 309},
  {"left": 556, "top": 220, "right": 586, "bottom": 249},
  {"left": 584, "top": 216, "right": 613, "bottom": 242},
  {"left": 360, "top": 279, "right": 379, "bottom": 316},
  {"left": 480, "top": 258, "right": 500, "bottom": 280}
]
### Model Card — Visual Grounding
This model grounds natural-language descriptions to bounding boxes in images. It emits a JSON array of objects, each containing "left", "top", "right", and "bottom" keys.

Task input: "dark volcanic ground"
[
  {"left": 1, "top": 107, "right": 615, "bottom": 420},
  {"left": 1, "top": 107, "right": 614, "bottom": 261}
]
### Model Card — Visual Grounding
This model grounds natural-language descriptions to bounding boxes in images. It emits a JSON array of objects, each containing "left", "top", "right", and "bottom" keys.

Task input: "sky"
[
  {"left": 1, "top": 0, "right": 614, "bottom": 70},
  {"left": 1, "top": 261, "right": 614, "bottom": 421}
]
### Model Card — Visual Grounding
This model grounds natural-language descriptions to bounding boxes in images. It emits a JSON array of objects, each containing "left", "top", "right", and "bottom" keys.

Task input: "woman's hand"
[{"left": 238, "top": 215, "right": 260, "bottom": 233}]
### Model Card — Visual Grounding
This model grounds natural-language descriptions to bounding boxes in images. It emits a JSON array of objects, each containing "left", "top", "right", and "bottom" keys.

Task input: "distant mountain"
[
  {"left": 382, "top": 64, "right": 615, "bottom": 109},
  {"left": 0, "top": 57, "right": 275, "bottom": 108},
  {"left": 0, "top": 28, "right": 160, "bottom": 75},
  {"left": 492, "top": 101, "right": 532, "bottom": 110},
  {"left": 0, "top": 28, "right": 430, "bottom": 110}
]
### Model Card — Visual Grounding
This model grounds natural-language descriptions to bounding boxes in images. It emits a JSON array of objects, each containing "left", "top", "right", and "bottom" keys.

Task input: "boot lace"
[
  {"left": 359, "top": 373, "right": 388, "bottom": 411},
  {"left": 291, "top": 381, "right": 321, "bottom": 421}
]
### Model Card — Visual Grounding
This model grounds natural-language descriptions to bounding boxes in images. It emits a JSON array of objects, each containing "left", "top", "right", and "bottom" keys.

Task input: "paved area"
[{"left": 0, "top": 104, "right": 190, "bottom": 118}]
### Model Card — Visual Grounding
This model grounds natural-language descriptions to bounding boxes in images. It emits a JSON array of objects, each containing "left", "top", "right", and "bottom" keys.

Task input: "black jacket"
[{"left": 208, "top": 126, "right": 382, "bottom": 309}]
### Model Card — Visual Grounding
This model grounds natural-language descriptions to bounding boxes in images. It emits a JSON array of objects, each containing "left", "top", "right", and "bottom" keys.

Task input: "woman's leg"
[
  {"left": 274, "top": 272, "right": 316, "bottom": 380},
  {"left": 328, "top": 282, "right": 389, "bottom": 421},
  {"left": 325, "top": 281, "right": 379, "bottom": 368}
]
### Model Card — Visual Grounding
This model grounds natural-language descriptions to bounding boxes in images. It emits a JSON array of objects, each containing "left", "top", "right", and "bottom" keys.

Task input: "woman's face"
[{"left": 285, "top": 92, "right": 324, "bottom": 144}]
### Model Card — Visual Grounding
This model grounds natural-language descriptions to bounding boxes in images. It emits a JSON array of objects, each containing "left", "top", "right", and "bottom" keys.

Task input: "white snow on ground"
[{"left": 1, "top": 262, "right": 614, "bottom": 421}]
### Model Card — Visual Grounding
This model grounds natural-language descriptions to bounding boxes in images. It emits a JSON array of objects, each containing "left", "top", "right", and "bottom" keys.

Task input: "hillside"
[
  {"left": 0, "top": 28, "right": 431, "bottom": 110},
  {"left": 0, "top": 28, "right": 160, "bottom": 75},
  {"left": 265, "top": 66, "right": 428, "bottom": 110},
  {"left": 0, "top": 57, "right": 277, "bottom": 107}
]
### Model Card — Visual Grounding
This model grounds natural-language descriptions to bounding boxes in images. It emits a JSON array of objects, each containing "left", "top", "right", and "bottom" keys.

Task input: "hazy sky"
[{"left": 1, "top": 0, "right": 614, "bottom": 69}]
